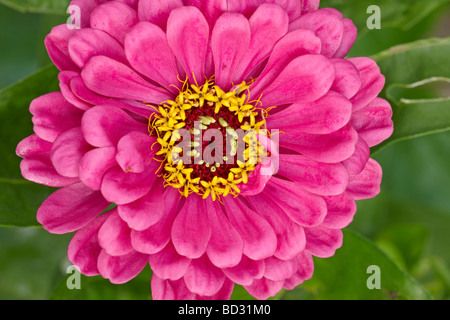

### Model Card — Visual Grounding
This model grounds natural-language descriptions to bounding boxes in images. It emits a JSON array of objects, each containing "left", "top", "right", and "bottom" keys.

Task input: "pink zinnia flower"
[{"left": 16, "top": 0, "right": 393, "bottom": 300}]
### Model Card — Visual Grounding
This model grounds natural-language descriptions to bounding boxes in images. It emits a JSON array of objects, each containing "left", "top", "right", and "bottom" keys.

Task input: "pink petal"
[
  {"left": 69, "top": 0, "right": 107, "bottom": 28},
  {"left": 185, "top": 0, "right": 227, "bottom": 26},
  {"left": 277, "top": 153, "right": 349, "bottom": 196},
  {"left": 223, "top": 197, "right": 277, "bottom": 260},
  {"left": 348, "top": 57, "right": 386, "bottom": 111},
  {"left": 44, "top": 24, "right": 78, "bottom": 71},
  {"left": 36, "top": 182, "right": 110, "bottom": 234},
  {"left": 244, "top": 277, "right": 284, "bottom": 300},
  {"left": 238, "top": 158, "right": 274, "bottom": 196},
  {"left": 17, "top": 135, "right": 79, "bottom": 187},
  {"left": 68, "top": 28, "right": 127, "bottom": 69},
  {"left": 232, "top": 4, "right": 289, "bottom": 83},
  {"left": 149, "top": 242, "right": 191, "bottom": 280},
  {"left": 171, "top": 195, "right": 211, "bottom": 259},
  {"left": 50, "top": 127, "right": 92, "bottom": 178},
  {"left": 137, "top": 0, "right": 183, "bottom": 28},
  {"left": 250, "top": 29, "right": 321, "bottom": 96},
  {"left": 246, "top": 193, "right": 306, "bottom": 261},
  {"left": 205, "top": 199, "right": 243, "bottom": 268},
  {"left": 258, "top": 54, "right": 335, "bottom": 107},
  {"left": 98, "top": 208, "right": 134, "bottom": 256},
  {"left": 342, "top": 135, "right": 370, "bottom": 176},
  {"left": 263, "top": 177, "right": 327, "bottom": 227},
  {"left": 101, "top": 162, "right": 160, "bottom": 205},
  {"left": 30, "top": 92, "right": 83, "bottom": 143},
  {"left": 151, "top": 275, "right": 196, "bottom": 300},
  {"left": 124, "top": 22, "right": 180, "bottom": 92},
  {"left": 304, "top": 226, "right": 343, "bottom": 258},
  {"left": 279, "top": 124, "right": 359, "bottom": 163},
  {"left": 79, "top": 147, "right": 117, "bottom": 191},
  {"left": 118, "top": 182, "right": 165, "bottom": 231},
  {"left": 166, "top": 6, "right": 209, "bottom": 84},
  {"left": 331, "top": 58, "right": 362, "bottom": 99},
  {"left": 334, "top": 18, "right": 357, "bottom": 58},
  {"left": 183, "top": 255, "right": 226, "bottom": 296},
  {"left": 90, "top": 1, "right": 138, "bottom": 44},
  {"left": 97, "top": 249, "right": 148, "bottom": 284},
  {"left": 116, "top": 132, "right": 157, "bottom": 173},
  {"left": 197, "top": 278, "right": 234, "bottom": 300},
  {"left": 290, "top": 9, "right": 344, "bottom": 58},
  {"left": 321, "top": 192, "right": 357, "bottom": 229},
  {"left": 264, "top": 256, "right": 297, "bottom": 282},
  {"left": 131, "top": 187, "right": 179, "bottom": 254},
  {"left": 346, "top": 158, "right": 382, "bottom": 200},
  {"left": 301, "top": 0, "right": 320, "bottom": 13},
  {"left": 266, "top": 90, "right": 352, "bottom": 135},
  {"left": 81, "top": 56, "right": 172, "bottom": 104},
  {"left": 270, "top": 0, "right": 303, "bottom": 21},
  {"left": 211, "top": 13, "right": 251, "bottom": 90},
  {"left": 351, "top": 98, "right": 393, "bottom": 147},
  {"left": 67, "top": 212, "right": 110, "bottom": 276},
  {"left": 283, "top": 251, "right": 314, "bottom": 290},
  {"left": 58, "top": 71, "right": 92, "bottom": 111},
  {"left": 223, "top": 255, "right": 264, "bottom": 286},
  {"left": 81, "top": 105, "right": 147, "bottom": 148}
]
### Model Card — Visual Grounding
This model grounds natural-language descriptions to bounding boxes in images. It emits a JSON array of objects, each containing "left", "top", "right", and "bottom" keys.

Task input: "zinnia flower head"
[{"left": 16, "top": 0, "right": 393, "bottom": 300}]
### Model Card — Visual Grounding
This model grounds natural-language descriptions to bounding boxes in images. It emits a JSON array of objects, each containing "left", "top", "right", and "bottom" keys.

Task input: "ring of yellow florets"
[{"left": 148, "top": 76, "right": 268, "bottom": 201}]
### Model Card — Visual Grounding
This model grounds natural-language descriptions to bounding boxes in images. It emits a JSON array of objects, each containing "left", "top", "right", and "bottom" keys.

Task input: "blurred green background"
[{"left": 1, "top": 0, "right": 450, "bottom": 300}]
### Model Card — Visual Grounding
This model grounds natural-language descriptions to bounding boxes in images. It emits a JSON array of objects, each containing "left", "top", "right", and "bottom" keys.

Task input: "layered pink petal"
[
  {"left": 290, "top": 9, "right": 344, "bottom": 57},
  {"left": 58, "top": 71, "right": 91, "bottom": 111},
  {"left": 138, "top": 0, "right": 183, "bottom": 28},
  {"left": 166, "top": 6, "right": 209, "bottom": 84},
  {"left": 149, "top": 242, "right": 191, "bottom": 280},
  {"left": 205, "top": 199, "right": 243, "bottom": 268},
  {"left": 331, "top": 58, "right": 362, "bottom": 100},
  {"left": 263, "top": 177, "right": 327, "bottom": 227},
  {"left": 185, "top": 0, "right": 227, "bottom": 26},
  {"left": 17, "top": 135, "right": 79, "bottom": 187},
  {"left": 211, "top": 13, "right": 251, "bottom": 90},
  {"left": 30, "top": 92, "right": 83, "bottom": 143},
  {"left": 81, "top": 56, "right": 172, "bottom": 104},
  {"left": 97, "top": 249, "right": 148, "bottom": 284},
  {"left": 118, "top": 182, "right": 165, "bottom": 231},
  {"left": 351, "top": 98, "right": 393, "bottom": 147},
  {"left": 247, "top": 193, "right": 306, "bottom": 260},
  {"left": 124, "top": 22, "right": 180, "bottom": 91},
  {"left": 68, "top": 28, "right": 128, "bottom": 68},
  {"left": 98, "top": 208, "right": 134, "bottom": 256},
  {"left": 101, "top": 162, "right": 160, "bottom": 205},
  {"left": 334, "top": 18, "right": 357, "bottom": 58},
  {"left": 44, "top": 24, "right": 78, "bottom": 71},
  {"left": 279, "top": 124, "right": 359, "bottom": 163},
  {"left": 321, "top": 192, "right": 357, "bottom": 229},
  {"left": 50, "top": 127, "right": 92, "bottom": 178},
  {"left": 348, "top": 57, "right": 386, "bottom": 111},
  {"left": 342, "top": 136, "right": 370, "bottom": 176},
  {"left": 259, "top": 54, "right": 335, "bottom": 107},
  {"left": 346, "top": 158, "right": 383, "bottom": 200},
  {"left": 81, "top": 105, "right": 147, "bottom": 148},
  {"left": 244, "top": 277, "right": 284, "bottom": 300},
  {"left": 131, "top": 188, "right": 179, "bottom": 254},
  {"left": 197, "top": 278, "right": 234, "bottom": 300},
  {"left": 90, "top": 1, "right": 138, "bottom": 44},
  {"left": 250, "top": 29, "right": 321, "bottom": 96},
  {"left": 116, "top": 132, "right": 156, "bottom": 173},
  {"left": 266, "top": 90, "right": 352, "bottom": 135},
  {"left": 36, "top": 182, "right": 110, "bottom": 234},
  {"left": 69, "top": 0, "right": 108, "bottom": 28},
  {"left": 222, "top": 255, "right": 264, "bottom": 286},
  {"left": 232, "top": 4, "right": 289, "bottom": 83},
  {"left": 79, "top": 147, "right": 117, "bottom": 190},
  {"left": 264, "top": 257, "right": 297, "bottom": 282},
  {"left": 301, "top": 0, "right": 320, "bottom": 13},
  {"left": 223, "top": 197, "right": 277, "bottom": 260},
  {"left": 304, "top": 226, "right": 343, "bottom": 258},
  {"left": 277, "top": 154, "right": 349, "bottom": 196},
  {"left": 67, "top": 211, "right": 110, "bottom": 276},
  {"left": 171, "top": 195, "right": 211, "bottom": 259},
  {"left": 283, "top": 251, "right": 314, "bottom": 290},
  {"left": 151, "top": 275, "right": 196, "bottom": 300},
  {"left": 183, "top": 255, "right": 226, "bottom": 296}
]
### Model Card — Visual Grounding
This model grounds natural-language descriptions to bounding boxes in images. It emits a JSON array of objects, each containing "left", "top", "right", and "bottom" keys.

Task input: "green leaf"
[
  {"left": 0, "top": 0, "right": 69, "bottom": 14},
  {"left": 0, "top": 64, "right": 60, "bottom": 227},
  {"left": 281, "top": 230, "right": 433, "bottom": 300},
  {"left": 371, "top": 37, "right": 450, "bottom": 152}
]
